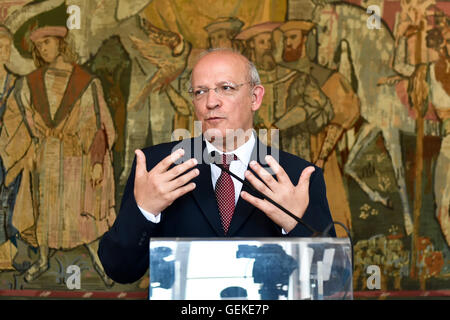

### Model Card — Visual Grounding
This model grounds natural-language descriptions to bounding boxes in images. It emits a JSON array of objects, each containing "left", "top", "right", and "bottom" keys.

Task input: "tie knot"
[{"left": 221, "top": 153, "right": 237, "bottom": 168}]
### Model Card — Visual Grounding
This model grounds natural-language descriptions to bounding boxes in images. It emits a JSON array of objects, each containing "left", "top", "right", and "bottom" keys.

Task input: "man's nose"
[{"left": 205, "top": 89, "right": 221, "bottom": 109}]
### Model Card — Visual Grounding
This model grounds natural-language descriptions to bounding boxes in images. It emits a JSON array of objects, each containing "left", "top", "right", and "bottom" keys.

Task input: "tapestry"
[{"left": 0, "top": 0, "right": 448, "bottom": 299}]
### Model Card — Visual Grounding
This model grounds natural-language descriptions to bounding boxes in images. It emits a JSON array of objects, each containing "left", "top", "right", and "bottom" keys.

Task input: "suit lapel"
[
  {"left": 189, "top": 137, "right": 224, "bottom": 236},
  {"left": 226, "top": 175, "right": 256, "bottom": 236},
  {"left": 188, "top": 136, "right": 275, "bottom": 236},
  {"left": 227, "top": 138, "right": 272, "bottom": 236}
]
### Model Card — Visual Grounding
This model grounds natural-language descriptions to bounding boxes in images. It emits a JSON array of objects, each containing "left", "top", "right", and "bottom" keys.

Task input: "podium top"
[
  {"left": 150, "top": 237, "right": 350, "bottom": 244},
  {"left": 149, "top": 237, "right": 353, "bottom": 300}
]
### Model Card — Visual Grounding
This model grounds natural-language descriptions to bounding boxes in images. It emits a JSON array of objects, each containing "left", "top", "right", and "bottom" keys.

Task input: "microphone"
[{"left": 209, "top": 151, "right": 325, "bottom": 237}]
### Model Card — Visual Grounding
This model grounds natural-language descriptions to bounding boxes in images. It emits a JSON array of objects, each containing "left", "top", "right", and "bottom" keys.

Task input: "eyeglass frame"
[{"left": 188, "top": 81, "right": 254, "bottom": 100}]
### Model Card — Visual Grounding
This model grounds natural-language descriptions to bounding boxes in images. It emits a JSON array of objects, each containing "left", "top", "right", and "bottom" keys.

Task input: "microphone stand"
[
  {"left": 215, "top": 162, "right": 355, "bottom": 282},
  {"left": 213, "top": 162, "right": 322, "bottom": 237},
  {"left": 212, "top": 154, "right": 355, "bottom": 292}
]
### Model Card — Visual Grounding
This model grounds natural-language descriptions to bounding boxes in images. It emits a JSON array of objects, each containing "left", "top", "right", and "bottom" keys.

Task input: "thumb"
[
  {"left": 297, "top": 166, "right": 315, "bottom": 190},
  {"left": 135, "top": 149, "right": 147, "bottom": 178}
]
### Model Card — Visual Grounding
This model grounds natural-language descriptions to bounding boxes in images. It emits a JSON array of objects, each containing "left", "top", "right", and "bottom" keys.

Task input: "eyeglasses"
[{"left": 188, "top": 82, "right": 252, "bottom": 100}]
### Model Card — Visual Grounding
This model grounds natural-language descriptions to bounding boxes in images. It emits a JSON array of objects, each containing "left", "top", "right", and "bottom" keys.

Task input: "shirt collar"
[{"left": 204, "top": 131, "right": 256, "bottom": 166}]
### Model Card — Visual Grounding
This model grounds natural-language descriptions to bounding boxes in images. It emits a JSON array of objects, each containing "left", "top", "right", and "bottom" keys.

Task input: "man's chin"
[{"left": 203, "top": 126, "right": 225, "bottom": 140}]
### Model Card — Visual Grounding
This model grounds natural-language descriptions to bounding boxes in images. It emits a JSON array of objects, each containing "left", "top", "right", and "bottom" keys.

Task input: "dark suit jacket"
[{"left": 98, "top": 136, "right": 336, "bottom": 283}]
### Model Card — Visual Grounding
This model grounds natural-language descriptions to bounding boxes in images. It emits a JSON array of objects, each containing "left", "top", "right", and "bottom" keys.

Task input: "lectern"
[{"left": 149, "top": 237, "right": 352, "bottom": 300}]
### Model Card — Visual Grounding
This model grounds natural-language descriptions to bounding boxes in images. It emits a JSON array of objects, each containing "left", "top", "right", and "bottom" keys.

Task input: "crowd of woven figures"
[{"left": 0, "top": 0, "right": 448, "bottom": 291}]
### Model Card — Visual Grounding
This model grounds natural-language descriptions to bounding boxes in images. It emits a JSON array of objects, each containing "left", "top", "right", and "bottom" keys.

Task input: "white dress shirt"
[{"left": 138, "top": 133, "right": 256, "bottom": 223}]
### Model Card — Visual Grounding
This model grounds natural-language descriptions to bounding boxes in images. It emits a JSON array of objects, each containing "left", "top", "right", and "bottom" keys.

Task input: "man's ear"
[
  {"left": 251, "top": 85, "right": 265, "bottom": 111},
  {"left": 251, "top": 89, "right": 257, "bottom": 102}
]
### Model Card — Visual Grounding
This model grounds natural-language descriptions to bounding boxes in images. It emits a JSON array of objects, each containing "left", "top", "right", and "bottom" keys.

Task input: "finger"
[
  {"left": 166, "top": 158, "right": 198, "bottom": 180},
  {"left": 169, "top": 182, "right": 196, "bottom": 201},
  {"left": 154, "top": 148, "right": 185, "bottom": 173},
  {"left": 169, "top": 167, "right": 199, "bottom": 190},
  {"left": 265, "top": 155, "right": 291, "bottom": 184},
  {"left": 135, "top": 149, "right": 147, "bottom": 178},
  {"left": 297, "top": 166, "right": 316, "bottom": 191},
  {"left": 244, "top": 169, "right": 274, "bottom": 197},
  {"left": 248, "top": 160, "right": 277, "bottom": 191},
  {"left": 240, "top": 191, "right": 276, "bottom": 216}
]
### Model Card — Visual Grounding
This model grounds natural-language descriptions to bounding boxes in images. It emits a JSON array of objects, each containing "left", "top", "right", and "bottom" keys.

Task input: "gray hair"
[{"left": 190, "top": 48, "right": 261, "bottom": 88}]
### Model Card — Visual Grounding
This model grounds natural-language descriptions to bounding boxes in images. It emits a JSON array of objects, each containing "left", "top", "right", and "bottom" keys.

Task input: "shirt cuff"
[{"left": 137, "top": 205, "right": 162, "bottom": 223}]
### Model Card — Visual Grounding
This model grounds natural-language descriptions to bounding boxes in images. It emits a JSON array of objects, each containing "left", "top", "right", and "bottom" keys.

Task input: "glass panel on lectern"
[{"left": 149, "top": 238, "right": 352, "bottom": 300}]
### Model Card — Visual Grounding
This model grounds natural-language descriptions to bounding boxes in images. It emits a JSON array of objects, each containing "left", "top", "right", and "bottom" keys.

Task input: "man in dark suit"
[{"left": 98, "top": 49, "right": 336, "bottom": 284}]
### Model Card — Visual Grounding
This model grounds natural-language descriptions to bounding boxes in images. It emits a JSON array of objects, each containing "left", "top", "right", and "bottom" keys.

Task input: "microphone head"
[
  {"left": 206, "top": 151, "right": 218, "bottom": 165},
  {"left": 209, "top": 151, "right": 227, "bottom": 166}
]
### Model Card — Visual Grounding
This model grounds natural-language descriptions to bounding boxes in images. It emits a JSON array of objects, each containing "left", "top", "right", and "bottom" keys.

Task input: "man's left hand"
[{"left": 240, "top": 155, "right": 315, "bottom": 233}]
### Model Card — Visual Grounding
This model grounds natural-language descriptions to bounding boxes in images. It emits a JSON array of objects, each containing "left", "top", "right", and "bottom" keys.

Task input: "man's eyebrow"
[
  {"left": 216, "top": 80, "right": 237, "bottom": 85},
  {"left": 193, "top": 81, "right": 236, "bottom": 88}
]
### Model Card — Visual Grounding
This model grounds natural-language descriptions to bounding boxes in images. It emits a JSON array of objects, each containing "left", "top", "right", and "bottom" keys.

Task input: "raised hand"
[
  {"left": 240, "top": 155, "right": 315, "bottom": 233},
  {"left": 134, "top": 148, "right": 199, "bottom": 215}
]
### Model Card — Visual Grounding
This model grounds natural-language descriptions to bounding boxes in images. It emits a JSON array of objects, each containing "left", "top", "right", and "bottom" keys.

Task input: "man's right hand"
[{"left": 134, "top": 148, "right": 199, "bottom": 215}]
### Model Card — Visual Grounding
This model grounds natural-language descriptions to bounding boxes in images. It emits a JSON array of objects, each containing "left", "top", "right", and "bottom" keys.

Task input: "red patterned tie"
[{"left": 215, "top": 153, "right": 237, "bottom": 235}]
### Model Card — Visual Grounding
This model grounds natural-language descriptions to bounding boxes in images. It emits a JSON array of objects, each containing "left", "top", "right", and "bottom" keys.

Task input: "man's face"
[
  {"left": 191, "top": 52, "right": 264, "bottom": 148},
  {"left": 282, "top": 29, "right": 305, "bottom": 62},
  {"left": 250, "top": 33, "right": 276, "bottom": 70},
  {"left": 0, "top": 36, "right": 11, "bottom": 64},
  {"left": 209, "top": 29, "right": 232, "bottom": 49},
  {"left": 252, "top": 33, "right": 272, "bottom": 60},
  {"left": 34, "top": 36, "right": 60, "bottom": 63}
]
